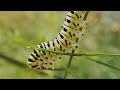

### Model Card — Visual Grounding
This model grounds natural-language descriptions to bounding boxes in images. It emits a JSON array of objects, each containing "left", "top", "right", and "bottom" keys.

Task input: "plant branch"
[
  {"left": 64, "top": 50, "right": 75, "bottom": 79},
  {"left": 27, "top": 46, "right": 120, "bottom": 57},
  {"left": 47, "top": 69, "right": 66, "bottom": 71},
  {"left": 69, "top": 70, "right": 77, "bottom": 79}
]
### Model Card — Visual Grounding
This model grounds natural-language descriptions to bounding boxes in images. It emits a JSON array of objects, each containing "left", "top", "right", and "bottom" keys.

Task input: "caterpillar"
[{"left": 28, "top": 11, "right": 87, "bottom": 70}]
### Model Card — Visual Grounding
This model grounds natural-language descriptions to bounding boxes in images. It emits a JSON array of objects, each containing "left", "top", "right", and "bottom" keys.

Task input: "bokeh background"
[{"left": 0, "top": 11, "right": 120, "bottom": 79}]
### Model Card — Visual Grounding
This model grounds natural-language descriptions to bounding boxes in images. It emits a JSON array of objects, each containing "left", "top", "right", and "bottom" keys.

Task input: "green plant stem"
[
  {"left": 64, "top": 50, "right": 75, "bottom": 79},
  {"left": 69, "top": 70, "right": 77, "bottom": 79},
  {"left": 47, "top": 69, "right": 66, "bottom": 71},
  {"left": 87, "top": 57, "right": 120, "bottom": 71},
  {"left": 27, "top": 46, "right": 120, "bottom": 57}
]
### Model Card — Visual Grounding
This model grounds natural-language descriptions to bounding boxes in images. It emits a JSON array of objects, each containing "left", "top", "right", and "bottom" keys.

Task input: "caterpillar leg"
[
  {"left": 76, "top": 30, "right": 84, "bottom": 37},
  {"left": 71, "top": 41, "right": 79, "bottom": 50},
  {"left": 79, "top": 20, "right": 87, "bottom": 29}
]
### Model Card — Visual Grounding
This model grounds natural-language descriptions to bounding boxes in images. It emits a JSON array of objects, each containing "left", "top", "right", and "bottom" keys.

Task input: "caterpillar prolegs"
[{"left": 28, "top": 11, "right": 88, "bottom": 70}]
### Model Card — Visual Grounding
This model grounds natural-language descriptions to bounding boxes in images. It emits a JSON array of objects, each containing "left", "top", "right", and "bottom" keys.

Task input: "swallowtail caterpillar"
[{"left": 28, "top": 11, "right": 88, "bottom": 70}]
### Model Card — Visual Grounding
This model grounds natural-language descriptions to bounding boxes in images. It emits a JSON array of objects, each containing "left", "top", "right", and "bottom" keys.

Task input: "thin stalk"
[
  {"left": 64, "top": 50, "right": 75, "bottom": 79},
  {"left": 47, "top": 69, "right": 66, "bottom": 71},
  {"left": 69, "top": 70, "right": 77, "bottom": 79},
  {"left": 87, "top": 57, "right": 120, "bottom": 71},
  {"left": 27, "top": 46, "right": 120, "bottom": 56}
]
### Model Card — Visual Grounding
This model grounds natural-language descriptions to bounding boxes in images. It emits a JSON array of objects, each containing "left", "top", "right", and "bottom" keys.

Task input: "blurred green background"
[{"left": 0, "top": 11, "right": 120, "bottom": 79}]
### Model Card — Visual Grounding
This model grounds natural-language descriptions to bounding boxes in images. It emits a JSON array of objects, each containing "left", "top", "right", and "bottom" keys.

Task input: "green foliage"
[{"left": 0, "top": 11, "right": 120, "bottom": 79}]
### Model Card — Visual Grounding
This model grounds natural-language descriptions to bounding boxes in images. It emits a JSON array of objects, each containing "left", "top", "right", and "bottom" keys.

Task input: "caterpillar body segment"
[
  {"left": 57, "top": 32, "right": 78, "bottom": 49},
  {"left": 65, "top": 15, "right": 80, "bottom": 30},
  {"left": 61, "top": 24, "right": 80, "bottom": 40},
  {"left": 40, "top": 41, "right": 61, "bottom": 60},
  {"left": 34, "top": 42, "right": 58, "bottom": 69},
  {"left": 67, "top": 11, "right": 84, "bottom": 21},
  {"left": 53, "top": 38, "right": 72, "bottom": 53}
]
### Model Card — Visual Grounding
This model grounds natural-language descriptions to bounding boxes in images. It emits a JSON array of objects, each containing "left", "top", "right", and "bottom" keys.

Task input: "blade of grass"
[
  {"left": 69, "top": 70, "right": 77, "bottom": 79},
  {"left": 87, "top": 57, "right": 120, "bottom": 71},
  {"left": 47, "top": 69, "right": 66, "bottom": 71},
  {"left": 27, "top": 46, "right": 120, "bottom": 57}
]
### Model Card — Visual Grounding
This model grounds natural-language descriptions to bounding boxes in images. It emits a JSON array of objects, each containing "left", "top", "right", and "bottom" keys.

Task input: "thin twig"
[
  {"left": 47, "top": 69, "right": 66, "bottom": 71},
  {"left": 64, "top": 50, "right": 75, "bottom": 79},
  {"left": 27, "top": 46, "right": 120, "bottom": 57}
]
